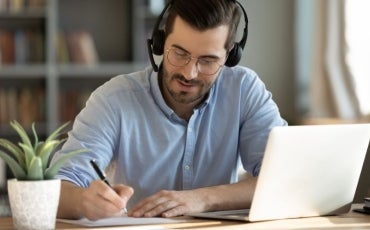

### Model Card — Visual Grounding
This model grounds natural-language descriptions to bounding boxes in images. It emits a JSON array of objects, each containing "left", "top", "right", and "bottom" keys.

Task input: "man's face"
[{"left": 161, "top": 17, "right": 229, "bottom": 106}]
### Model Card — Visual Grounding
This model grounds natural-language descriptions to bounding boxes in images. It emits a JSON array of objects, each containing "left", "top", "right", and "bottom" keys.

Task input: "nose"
[{"left": 182, "top": 58, "right": 198, "bottom": 80}]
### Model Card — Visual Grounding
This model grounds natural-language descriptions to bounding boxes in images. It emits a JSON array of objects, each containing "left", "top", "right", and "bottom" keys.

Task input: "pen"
[
  {"left": 90, "top": 159, "right": 128, "bottom": 213},
  {"left": 90, "top": 159, "right": 111, "bottom": 186}
]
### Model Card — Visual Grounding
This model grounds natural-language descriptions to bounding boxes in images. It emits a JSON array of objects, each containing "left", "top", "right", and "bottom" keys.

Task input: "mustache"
[{"left": 173, "top": 74, "right": 201, "bottom": 85}]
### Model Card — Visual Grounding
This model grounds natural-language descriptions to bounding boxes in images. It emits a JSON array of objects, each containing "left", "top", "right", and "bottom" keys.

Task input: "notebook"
[{"left": 188, "top": 124, "right": 370, "bottom": 222}]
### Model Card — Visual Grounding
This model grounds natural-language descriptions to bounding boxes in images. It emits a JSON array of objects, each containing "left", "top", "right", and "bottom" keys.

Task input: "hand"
[
  {"left": 79, "top": 180, "right": 134, "bottom": 220},
  {"left": 128, "top": 189, "right": 207, "bottom": 218}
]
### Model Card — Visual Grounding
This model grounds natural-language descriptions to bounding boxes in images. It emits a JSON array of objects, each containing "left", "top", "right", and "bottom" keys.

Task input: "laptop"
[{"left": 188, "top": 124, "right": 370, "bottom": 222}]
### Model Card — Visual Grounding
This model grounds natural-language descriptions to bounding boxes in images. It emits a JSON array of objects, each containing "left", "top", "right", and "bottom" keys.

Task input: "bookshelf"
[
  {"left": 0, "top": 0, "right": 165, "bottom": 192},
  {"left": 0, "top": 0, "right": 161, "bottom": 136}
]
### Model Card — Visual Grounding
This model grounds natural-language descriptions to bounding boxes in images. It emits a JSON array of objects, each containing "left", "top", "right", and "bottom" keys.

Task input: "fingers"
[
  {"left": 81, "top": 180, "right": 134, "bottom": 220},
  {"left": 113, "top": 184, "right": 135, "bottom": 209},
  {"left": 128, "top": 190, "right": 190, "bottom": 218},
  {"left": 162, "top": 205, "right": 188, "bottom": 218}
]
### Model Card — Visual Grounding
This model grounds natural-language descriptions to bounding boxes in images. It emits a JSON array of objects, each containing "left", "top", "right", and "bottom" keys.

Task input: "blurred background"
[{"left": 0, "top": 0, "right": 369, "bottom": 216}]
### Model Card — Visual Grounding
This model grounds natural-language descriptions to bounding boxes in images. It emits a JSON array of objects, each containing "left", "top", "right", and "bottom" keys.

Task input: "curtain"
[
  {"left": 295, "top": 0, "right": 369, "bottom": 123},
  {"left": 345, "top": 0, "right": 370, "bottom": 119}
]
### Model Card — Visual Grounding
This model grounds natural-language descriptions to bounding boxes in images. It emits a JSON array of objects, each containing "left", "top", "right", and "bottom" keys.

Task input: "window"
[{"left": 345, "top": 0, "right": 370, "bottom": 115}]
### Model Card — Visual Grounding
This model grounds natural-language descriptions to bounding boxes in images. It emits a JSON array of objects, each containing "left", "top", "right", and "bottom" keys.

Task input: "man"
[{"left": 52, "top": 0, "right": 287, "bottom": 220}]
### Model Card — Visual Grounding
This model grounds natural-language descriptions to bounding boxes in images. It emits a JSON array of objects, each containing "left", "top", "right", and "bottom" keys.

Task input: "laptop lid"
[{"left": 188, "top": 124, "right": 370, "bottom": 222}]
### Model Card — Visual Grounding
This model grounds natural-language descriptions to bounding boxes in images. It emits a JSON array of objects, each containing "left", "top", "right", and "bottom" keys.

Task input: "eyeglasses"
[{"left": 166, "top": 48, "right": 223, "bottom": 75}]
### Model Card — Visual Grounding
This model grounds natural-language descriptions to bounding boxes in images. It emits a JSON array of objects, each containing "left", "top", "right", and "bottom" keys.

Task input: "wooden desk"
[{"left": 1, "top": 205, "right": 369, "bottom": 230}]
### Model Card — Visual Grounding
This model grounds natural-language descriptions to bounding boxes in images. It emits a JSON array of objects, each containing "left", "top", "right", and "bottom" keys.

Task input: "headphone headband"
[
  {"left": 235, "top": 1, "right": 248, "bottom": 48},
  {"left": 147, "top": 0, "right": 248, "bottom": 72}
]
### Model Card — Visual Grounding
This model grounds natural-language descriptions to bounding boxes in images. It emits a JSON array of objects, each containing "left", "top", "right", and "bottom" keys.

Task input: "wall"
[{"left": 240, "top": 0, "right": 296, "bottom": 124}]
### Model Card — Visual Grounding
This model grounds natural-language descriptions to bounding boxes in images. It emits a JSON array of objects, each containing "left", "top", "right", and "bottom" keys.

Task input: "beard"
[{"left": 162, "top": 70, "right": 213, "bottom": 105}]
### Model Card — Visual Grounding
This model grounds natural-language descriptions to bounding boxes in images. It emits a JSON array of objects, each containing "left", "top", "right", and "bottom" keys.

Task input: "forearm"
[
  {"left": 57, "top": 180, "right": 85, "bottom": 219},
  {"left": 195, "top": 175, "right": 257, "bottom": 212}
]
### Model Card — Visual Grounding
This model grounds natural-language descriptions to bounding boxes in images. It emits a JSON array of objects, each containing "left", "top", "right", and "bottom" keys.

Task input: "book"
[
  {"left": 0, "top": 30, "right": 15, "bottom": 64},
  {"left": 27, "top": 0, "right": 45, "bottom": 10},
  {"left": 27, "top": 30, "right": 44, "bottom": 63},
  {"left": 6, "top": 87, "right": 18, "bottom": 122},
  {"left": 0, "top": 29, "right": 44, "bottom": 65},
  {"left": 0, "top": 0, "right": 45, "bottom": 12},
  {"left": 0, "top": 90, "right": 7, "bottom": 124},
  {"left": 9, "top": 0, "right": 24, "bottom": 12},
  {"left": 66, "top": 30, "right": 99, "bottom": 65},
  {"left": 15, "top": 29, "right": 27, "bottom": 64},
  {"left": 0, "top": 0, "right": 8, "bottom": 12},
  {"left": 59, "top": 89, "right": 92, "bottom": 122},
  {"left": 0, "top": 87, "right": 45, "bottom": 126},
  {"left": 57, "top": 31, "right": 70, "bottom": 64},
  {"left": 16, "top": 87, "right": 45, "bottom": 128}
]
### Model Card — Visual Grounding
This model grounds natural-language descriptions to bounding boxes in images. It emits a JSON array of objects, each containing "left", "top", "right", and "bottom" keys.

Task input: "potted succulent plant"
[{"left": 0, "top": 120, "right": 88, "bottom": 230}]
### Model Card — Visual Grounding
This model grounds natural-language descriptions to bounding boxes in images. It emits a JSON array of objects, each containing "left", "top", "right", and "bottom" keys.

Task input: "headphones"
[{"left": 147, "top": 0, "right": 249, "bottom": 72}]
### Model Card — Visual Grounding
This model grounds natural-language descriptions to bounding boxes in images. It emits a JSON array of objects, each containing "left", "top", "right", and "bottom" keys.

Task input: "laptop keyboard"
[{"left": 217, "top": 209, "right": 250, "bottom": 217}]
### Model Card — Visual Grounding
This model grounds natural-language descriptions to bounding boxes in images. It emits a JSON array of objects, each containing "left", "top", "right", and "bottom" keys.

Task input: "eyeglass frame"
[{"left": 165, "top": 48, "right": 226, "bottom": 75}]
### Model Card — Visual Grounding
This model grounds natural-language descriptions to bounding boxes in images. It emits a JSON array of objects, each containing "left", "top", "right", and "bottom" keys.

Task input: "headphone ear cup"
[
  {"left": 225, "top": 43, "right": 243, "bottom": 67},
  {"left": 152, "top": 29, "right": 165, "bottom": 55}
]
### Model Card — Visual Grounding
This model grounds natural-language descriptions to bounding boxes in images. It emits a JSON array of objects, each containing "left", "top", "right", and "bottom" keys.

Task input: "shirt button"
[
  {"left": 188, "top": 128, "right": 193, "bottom": 133},
  {"left": 184, "top": 165, "right": 190, "bottom": 170}
]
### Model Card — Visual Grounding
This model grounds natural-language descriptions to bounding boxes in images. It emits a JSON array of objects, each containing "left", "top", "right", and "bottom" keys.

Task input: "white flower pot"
[{"left": 7, "top": 179, "right": 61, "bottom": 230}]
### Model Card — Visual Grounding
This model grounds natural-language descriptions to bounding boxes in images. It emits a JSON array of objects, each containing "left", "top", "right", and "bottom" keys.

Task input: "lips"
[{"left": 176, "top": 79, "right": 197, "bottom": 92}]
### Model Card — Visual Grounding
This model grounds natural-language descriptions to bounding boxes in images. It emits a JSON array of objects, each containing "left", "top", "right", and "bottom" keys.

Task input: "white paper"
[{"left": 57, "top": 215, "right": 184, "bottom": 227}]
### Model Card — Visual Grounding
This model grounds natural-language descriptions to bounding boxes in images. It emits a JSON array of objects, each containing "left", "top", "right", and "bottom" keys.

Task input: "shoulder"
[
  {"left": 216, "top": 65, "right": 267, "bottom": 93},
  {"left": 93, "top": 66, "right": 153, "bottom": 98},
  {"left": 222, "top": 65, "right": 257, "bottom": 75},
  {"left": 219, "top": 65, "right": 259, "bottom": 79}
]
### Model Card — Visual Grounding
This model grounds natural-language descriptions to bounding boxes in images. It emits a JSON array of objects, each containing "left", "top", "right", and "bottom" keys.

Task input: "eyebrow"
[{"left": 171, "top": 44, "right": 222, "bottom": 60}]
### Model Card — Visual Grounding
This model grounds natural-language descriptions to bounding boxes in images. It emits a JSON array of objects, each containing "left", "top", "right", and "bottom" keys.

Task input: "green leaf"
[
  {"left": 37, "top": 139, "right": 66, "bottom": 157},
  {"left": 0, "top": 138, "right": 25, "bottom": 169},
  {"left": 0, "top": 150, "right": 27, "bottom": 180},
  {"left": 10, "top": 120, "right": 33, "bottom": 149},
  {"left": 44, "top": 148, "right": 89, "bottom": 179},
  {"left": 31, "top": 122, "right": 39, "bottom": 150},
  {"left": 34, "top": 141, "right": 45, "bottom": 156},
  {"left": 27, "top": 156, "right": 43, "bottom": 180},
  {"left": 45, "top": 122, "right": 70, "bottom": 143},
  {"left": 38, "top": 139, "right": 66, "bottom": 171},
  {"left": 19, "top": 143, "right": 35, "bottom": 169},
  {"left": 2, "top": 120, "right": 87, "bottom": 180}
]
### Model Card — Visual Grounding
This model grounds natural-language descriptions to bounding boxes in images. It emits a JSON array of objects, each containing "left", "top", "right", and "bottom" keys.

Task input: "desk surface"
[{"left": 1, "top": 204, "right": 369, "bottom": 230}]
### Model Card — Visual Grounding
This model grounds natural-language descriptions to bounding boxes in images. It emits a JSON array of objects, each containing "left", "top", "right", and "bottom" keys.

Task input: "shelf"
[
  {"left": 0, "top": 0, "right": 158, "bottom": 191},
  {"left": 0, "top": 63, "right": 149, "bottom": 78},
  {"left": 0, "top": 0, "right": 154, "bottom": 135},
  {"left": 57, "top": 62, "right": 148, "bottom": 78},
  {"left": 0, "top": 10, "right": 46, "bottom": 19},
  {"left": 0, "top": 64, "right": 47, "bottom": 77}
]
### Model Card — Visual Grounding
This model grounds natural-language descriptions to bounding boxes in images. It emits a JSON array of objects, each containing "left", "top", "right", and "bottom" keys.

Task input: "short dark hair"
[{"left": 164, "top": 0, "right": 241, "bottom": 51}]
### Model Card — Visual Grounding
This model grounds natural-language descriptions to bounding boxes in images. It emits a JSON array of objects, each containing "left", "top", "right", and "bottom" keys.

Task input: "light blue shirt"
[{"left": 53, "top": 65, "right": 287, "bottom": 208}]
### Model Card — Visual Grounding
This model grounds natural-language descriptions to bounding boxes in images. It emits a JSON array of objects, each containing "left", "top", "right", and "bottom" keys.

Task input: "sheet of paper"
[{"left": 57, "top": 215, "right": 184, "bottom": 227}]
